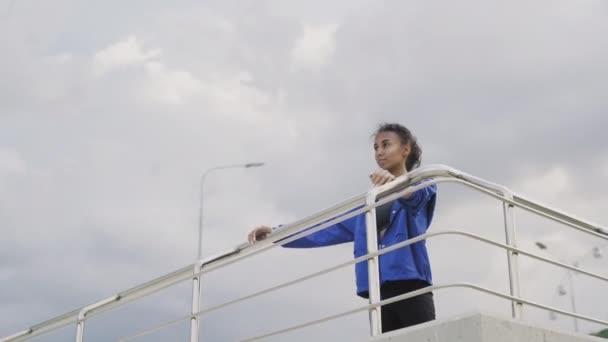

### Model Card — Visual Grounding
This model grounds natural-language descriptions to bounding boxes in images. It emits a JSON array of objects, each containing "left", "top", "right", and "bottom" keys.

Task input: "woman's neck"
[{"left": 389, "top": 165, "right": 408, "bottom": 177}]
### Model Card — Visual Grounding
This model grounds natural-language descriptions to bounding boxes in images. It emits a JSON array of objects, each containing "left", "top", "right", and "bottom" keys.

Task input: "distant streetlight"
[
  {"left": 191, "top": 161, "right": 265, "bottom": 342},
  {"left": 197, "top": 162, "right": 265, "bottom": 260},
  {"left": 535, "top": 241, "right": 606, "bottom": 332}
]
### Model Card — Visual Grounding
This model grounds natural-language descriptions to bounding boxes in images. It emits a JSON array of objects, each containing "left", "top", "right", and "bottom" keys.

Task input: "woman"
[{"left": 248, "top": 123, "right": 437, "bottom": 333}]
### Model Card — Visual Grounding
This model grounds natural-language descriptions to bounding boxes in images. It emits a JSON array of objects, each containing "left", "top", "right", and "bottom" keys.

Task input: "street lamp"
[
  {"left": 535, "top": 241, "right": 606, "bottom": 332},
  {"left": 197, "top": 162, "right": 265, "bottom": 260},
  {"left": 191, "top": 161, "right": 264, "bottom": 342}
]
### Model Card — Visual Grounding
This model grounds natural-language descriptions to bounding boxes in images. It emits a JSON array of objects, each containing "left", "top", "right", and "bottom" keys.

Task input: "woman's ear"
[{"left": 402, "top": 143, "right": 411, "bottom": 158}]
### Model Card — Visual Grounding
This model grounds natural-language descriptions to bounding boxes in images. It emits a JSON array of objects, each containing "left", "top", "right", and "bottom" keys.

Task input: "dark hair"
[{"left": 374, "top": 123, "right": 422, "bottom": 171}]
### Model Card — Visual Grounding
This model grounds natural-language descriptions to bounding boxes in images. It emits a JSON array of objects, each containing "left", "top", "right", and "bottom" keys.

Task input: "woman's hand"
[
  {"left": 369, "top": 169, "right": 396, "bottom": 187},
  {"left": 248, "top": 226, "right": 273, "bottom": 244}
]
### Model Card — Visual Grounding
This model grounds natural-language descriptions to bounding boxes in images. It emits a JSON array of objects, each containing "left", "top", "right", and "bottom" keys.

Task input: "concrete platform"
[{"left": 371, "top": 312, "right": 606, "bottom": 342}]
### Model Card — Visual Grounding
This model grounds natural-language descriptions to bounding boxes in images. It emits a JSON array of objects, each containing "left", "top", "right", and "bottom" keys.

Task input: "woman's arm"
[
  {"left": 248, "top": 213, "right": 357, "bottom": 248},
  {"left": 398, "top": 183, "right": 437, "bottom": 214},
  {"left": 280, "top": 220, "right": 355, "bottom": 248}
]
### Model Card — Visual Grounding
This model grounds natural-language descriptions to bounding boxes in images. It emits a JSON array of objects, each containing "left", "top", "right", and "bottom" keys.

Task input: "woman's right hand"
[{"left": 248, "top": 226, "right": 273, "bottom": 244}]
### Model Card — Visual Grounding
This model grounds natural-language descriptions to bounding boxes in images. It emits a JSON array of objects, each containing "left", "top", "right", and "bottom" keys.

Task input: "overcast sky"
[{"left": 1, "top": 0, "right": 608, "bottom": 341}]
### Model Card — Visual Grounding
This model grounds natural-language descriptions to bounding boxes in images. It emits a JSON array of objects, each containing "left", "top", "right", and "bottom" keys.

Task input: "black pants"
[{"left": 380, "top": 280, "right": 435, "bottom": 333}]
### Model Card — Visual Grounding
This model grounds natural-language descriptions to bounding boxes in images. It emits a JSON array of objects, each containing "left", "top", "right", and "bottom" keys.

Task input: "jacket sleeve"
[
  {"left": 276, "top": 212, "right": 357, "bottom": 248},
  {"left": 398, "top": 183, "right": 437, "bottom": 214}
]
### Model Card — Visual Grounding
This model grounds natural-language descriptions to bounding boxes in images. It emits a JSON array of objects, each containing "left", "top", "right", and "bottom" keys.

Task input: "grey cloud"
[{"left": 2, "top": 0, "right": 608, "bottom": 340}]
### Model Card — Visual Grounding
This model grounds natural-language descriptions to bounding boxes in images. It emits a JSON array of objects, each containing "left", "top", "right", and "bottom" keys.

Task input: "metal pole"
[
  {"left": 75, "top": 321, "right": 85, "bottom": 342},
  {"left": 191, "top": 169, "right": 211, "bottom": 342},
  {"left": 192, "top": 162, "right": 264, "bottom": 342},
  {"left": 365, "top": 190, "right": 382, "bottom": 336},
  {"left": 197, "top": 162, "right": 264, "bottom": 261},
  {"left": 190, "top": 263, "right": 202, "bottom": 342},
  {"left": 75, "top": 296, "right": 118, "bottom": 342},
  {"left": 534, "top": 240, "right": 597, "bottom": 332},
  {"left": 565, "top": 270, "right": 579, "bottom": 332},
  {"left": 502, "top": 197, "right": 523, "bottom": 319},
  {"left": 197, "top": 172, "right": 209, "bottom": 261}
]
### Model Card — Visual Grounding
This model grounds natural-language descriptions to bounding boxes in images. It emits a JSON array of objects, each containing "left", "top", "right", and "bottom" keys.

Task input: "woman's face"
[{"left": 374, "top": 131, "right": 410, "bottom": 172}]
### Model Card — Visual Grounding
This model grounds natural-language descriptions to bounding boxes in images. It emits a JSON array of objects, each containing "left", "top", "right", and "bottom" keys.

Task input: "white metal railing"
[{"left": 2, "top": 164, "right": 608, "bottom": 342}]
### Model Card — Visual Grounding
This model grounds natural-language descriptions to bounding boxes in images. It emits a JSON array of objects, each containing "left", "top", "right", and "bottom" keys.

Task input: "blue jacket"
[{"left": 282, "top": 184, "right": 437, "bottom": 297}]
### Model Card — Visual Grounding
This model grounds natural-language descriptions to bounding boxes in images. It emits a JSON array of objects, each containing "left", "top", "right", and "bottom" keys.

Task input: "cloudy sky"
[{"left": 1, "top": 0, "right": 608, "bottom": 341}]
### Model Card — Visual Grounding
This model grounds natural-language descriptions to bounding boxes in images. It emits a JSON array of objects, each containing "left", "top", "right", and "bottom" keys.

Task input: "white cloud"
[
  {"left": 92, "top": 35, "right": 208, "bottom": 105},
  {"left": 92, "top": 35, "right": 162, "bottom": 76},
  {"left": 200, "top": 72, "right": 275, "bottom": 118},
  {"left": 290, "top": 23, "right": 339, "bottom": 70},
  {"left": 138, "top": 61, "right": 204, "bottom": 105},
  {"left": 136, "top": 64, "right": 277, "bottom": 109}
]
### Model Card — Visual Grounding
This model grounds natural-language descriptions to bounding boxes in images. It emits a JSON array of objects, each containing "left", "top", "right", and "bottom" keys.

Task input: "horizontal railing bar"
[
  {"left": 225, "top": 169, "right": 607, "bottom": 280},
  {"left": 197, "top": 181, "right": 433, "bottom": 277},
  {"left": 195, "top": 176, "right": 608, "bottom": 281},
  {"left": 0, "top": 250, "right": 241, "bottom": 342},
  {"left": 197, "top": 229, "right": 608, "bottom": 315},
  {"left": 411, "top": 165, "right": 608, "bottom": 240},
  {"left": 514, "top": 195, "right": 607, "bottom": 237},
  {"left": 512, "top": 195, "right": 608, "bottom": 241},
  {"left": 414, "top": 165, "right": 608, "bottom": 236},
  {"left": 241, "top": 282, "right": 608, "bottom": 342},
  {"left": 443, "top": 177, "right": 608, "bottom": 242}
]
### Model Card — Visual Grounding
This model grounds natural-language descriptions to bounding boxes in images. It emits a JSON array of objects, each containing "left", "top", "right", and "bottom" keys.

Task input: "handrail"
[
  {"left": 114, "top": 228, "right": 608, "bottom": 341},
  {"left": 2, "top": 164, "right": 607, "bottom": 341},
  {"left": 0, "top": 250, "right": 240, "bottom": 342}
]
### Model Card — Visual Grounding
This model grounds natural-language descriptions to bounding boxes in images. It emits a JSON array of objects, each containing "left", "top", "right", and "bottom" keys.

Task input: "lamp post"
[
  {"left": 197, "top": 162, "right": 265, "bottom": 260},
  {"left": 191, "top": 162, "right": 264, "bottom": 342},
  {"left": 535, "top": 242, "right": 606, "bottom": 332}
]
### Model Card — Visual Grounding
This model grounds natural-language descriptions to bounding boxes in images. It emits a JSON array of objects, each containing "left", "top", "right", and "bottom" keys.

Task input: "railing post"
[
  {"left": 565, "top": 270, "right": 580, "bottom": 332},
  {"left": 502, "top": 193, "right": 523, "bottom": 319},
  {"left": 75, "top": 318, "right": 85, "bottom": 342},
  {"left": 75, "top": 296, "right": 118, "bottom": 342},
  {"left": 365, "top": 190, "right": 382, "bottom": 336},
  {"left": 190, "top": 262, "right": 203, "bottom": 342}
]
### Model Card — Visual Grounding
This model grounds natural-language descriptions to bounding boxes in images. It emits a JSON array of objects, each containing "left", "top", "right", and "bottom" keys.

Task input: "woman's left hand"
[{"left": 369, "top": 169, "right": 396, "bottom": 187}]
